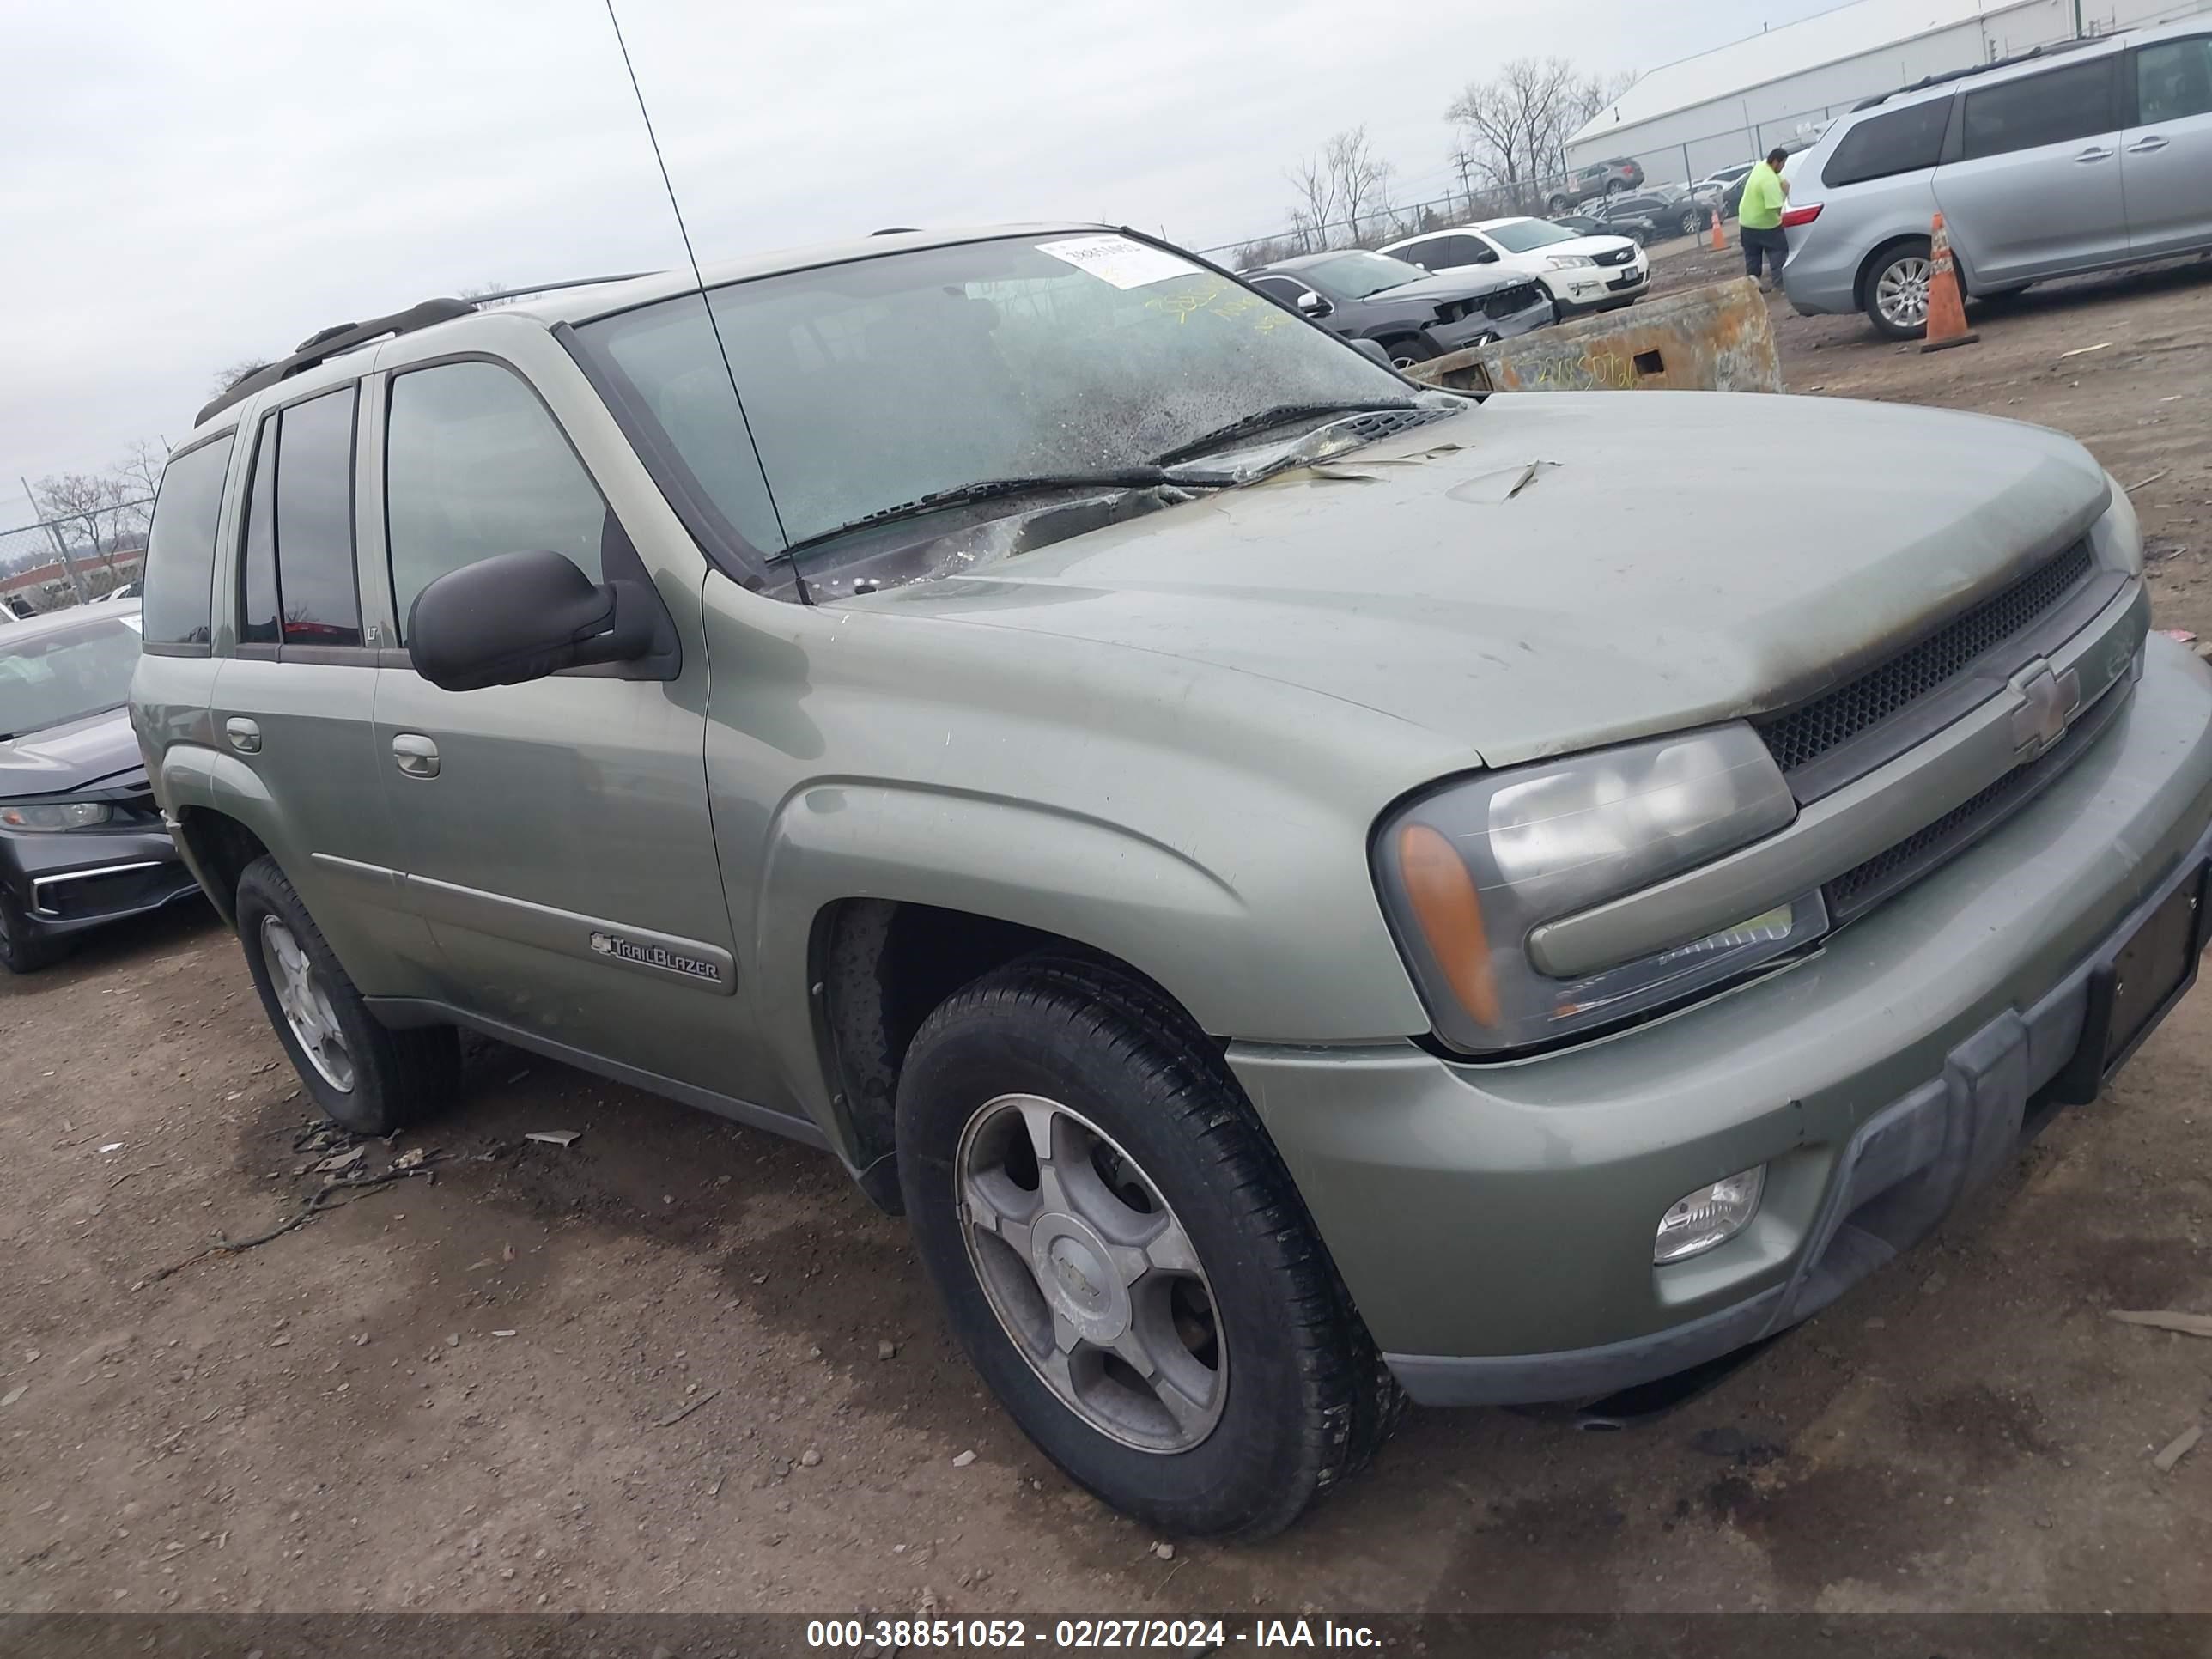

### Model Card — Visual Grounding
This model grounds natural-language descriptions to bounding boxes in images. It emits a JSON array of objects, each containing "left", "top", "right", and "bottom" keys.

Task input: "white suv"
[{"left": 1381, "top": 217, "right": 1649, "bottom": 317}]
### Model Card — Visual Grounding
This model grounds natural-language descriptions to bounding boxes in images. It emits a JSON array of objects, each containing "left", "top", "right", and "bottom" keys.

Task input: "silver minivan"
[{"left": 1783, "top": 16, "right": 2212, "bottom": 339}]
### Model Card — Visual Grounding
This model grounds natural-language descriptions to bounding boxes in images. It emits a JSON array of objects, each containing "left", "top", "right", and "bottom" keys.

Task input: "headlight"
[
  {"left": 1375, "top": 726, "right": 1823, "bottom": 1053},
  {"left": 1545, "top": 255, "right": 1596, "bottom": 270},
  {"left": 0, "top": 800, "right": 112, "bottom": 832},
  {"left": 2090, "top": 471, "right": 2142, "bottom": 575}
]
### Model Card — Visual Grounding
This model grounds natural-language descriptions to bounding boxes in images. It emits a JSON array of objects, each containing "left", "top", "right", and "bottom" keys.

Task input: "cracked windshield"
[{"left": 578, "top": 234, "right": 1422, "bottom": 552}]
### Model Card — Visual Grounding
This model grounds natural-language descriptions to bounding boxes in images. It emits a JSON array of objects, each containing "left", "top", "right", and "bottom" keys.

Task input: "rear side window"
[
  {"left": 383, "top": 361, "right": 607, "bottom": 641},
  {"left": 270, "top": 387, "right": 362, "bottom": 647},
  {"left": 2136, "top": 36, "right": 2212, "bottom": 124},
  {"left": 1823, "top": 97, "right": 1953, "bottom": 186},
  {"left": 238, "top": 421, "right": 279, "bottom": 645},
  {"left": 1960, "top": 58, "right": 2118, "bottom": 160},
  {"left": 139, "top": 434, "right": 234, "bottom": 647}
]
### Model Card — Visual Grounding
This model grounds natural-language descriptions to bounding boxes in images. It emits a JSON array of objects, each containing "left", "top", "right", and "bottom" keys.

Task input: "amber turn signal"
[{"left": 1395, "top": 823, "right": 1502, "bottom": 1030}]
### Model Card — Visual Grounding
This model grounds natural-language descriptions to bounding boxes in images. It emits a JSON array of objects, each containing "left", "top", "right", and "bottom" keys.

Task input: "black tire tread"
[
  {"left": 235, "top": 856, "right": 459, "bottom": 1134},
  {"left": 907, "top": 955, "right": 1402, "bottom": 1535}
]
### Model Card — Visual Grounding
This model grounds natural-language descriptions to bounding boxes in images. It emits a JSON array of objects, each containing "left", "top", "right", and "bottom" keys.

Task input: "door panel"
[
  {"left": 2123, "top": 35, "right": 2212, "bottom": 256},
  {"left": 362, "top": 347, "right": 781, "bottom": 1106},
  {"left": 211, "top": 656, "right": 423, "bottom": 984},
  {"left": 370, "top": 666, "right": 749, "bottom": 1091},
  {"left": 1937, "top": 56, "right": 2126, "bottom": 283}
]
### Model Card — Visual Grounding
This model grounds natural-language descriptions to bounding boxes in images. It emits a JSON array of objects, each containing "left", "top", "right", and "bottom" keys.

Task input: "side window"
[
  {"left": 1248, "top": 276, "right": 1305, "bottom": 306},
  {"left": 239, "top": 418, "right": 279, "bottom": 645},
  {"left": 1823, "top": 97, "right": 1953, "bottom": 187},
  {"left": 1395, "top": 241, "right": 1444, "bottom": 272},
  {"left": 384, "top": 361, "right": 607, "bottom": 640},
  {"left": 139, "top": 434, "right": 234, "bottom": 647},
  {"left": 271, "top": 387, "right": 362, "bottom": 647},
  {"left": 1960, "top": 58, "right": 2118, "bottom": 160},
  {"left": 2136, "top": 37, "right": 2212, "bottom": 124},
  {"left": 1460, "top": 237, "right": 1499, "bottom": 264}
]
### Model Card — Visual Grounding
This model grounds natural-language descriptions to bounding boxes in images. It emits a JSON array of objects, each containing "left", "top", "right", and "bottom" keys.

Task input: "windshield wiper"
[
  {"left": 777, "top": 470, "right": 1182, "bottom": 556},
  {"left": 1149, "top": 401, "right": 1419, "bottom": 467}
]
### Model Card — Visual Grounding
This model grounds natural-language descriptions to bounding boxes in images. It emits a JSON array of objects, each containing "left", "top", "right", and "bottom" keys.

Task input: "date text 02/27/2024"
[{"left": 805, "top": 1617, "right": 1382, "bottom": 1649}]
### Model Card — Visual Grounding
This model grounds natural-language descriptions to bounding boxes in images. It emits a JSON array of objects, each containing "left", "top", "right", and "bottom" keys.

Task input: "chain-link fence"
[{"left": 0, "top": 499, "right": 153, "bottom": 617}]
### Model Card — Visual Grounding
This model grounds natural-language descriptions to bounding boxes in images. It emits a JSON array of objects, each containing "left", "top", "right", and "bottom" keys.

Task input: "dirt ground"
[{"left": 5, "top": 246, "right": 2212, "bottom": 1623}]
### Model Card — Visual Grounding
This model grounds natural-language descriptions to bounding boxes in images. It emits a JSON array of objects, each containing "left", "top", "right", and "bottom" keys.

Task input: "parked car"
[
  {"left": 1380, "top": 216, "right": 1649, "bottom": 316},
  {"left": 1695, "top": 161, "right": 1759, "bottom": 217},
  {"left": 1543, "top": 156, "right": 1646, "bottom": 211},
  {"left": 1783, "top": 18, "right": 2212, "bottom": 339},
  {"left": 1589, "top": 190, "right": 1714, "bottom": 242},
  {"left": 1240, "top": 249, "right": 1552, "bottom": 366},
  {"left": 1, "top": 602, "right": 200, "bottom": 971},
  {"left": 134, "top": 223, "right": 2205, "bottom": 1541}
]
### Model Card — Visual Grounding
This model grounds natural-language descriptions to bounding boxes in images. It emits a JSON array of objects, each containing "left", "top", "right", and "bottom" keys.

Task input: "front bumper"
[
  {"left": 3, "top": 822, "right": 202, "bottom": 941},
  {"left": 1231, "top": 637, "right": 2212, "bottom": 1406},
  {"left": 1555, "top": 260, "right": 1649, "bottom": 312},
  {"left": 1433, "top": 293, "right": 1554, "bottom": 353}
]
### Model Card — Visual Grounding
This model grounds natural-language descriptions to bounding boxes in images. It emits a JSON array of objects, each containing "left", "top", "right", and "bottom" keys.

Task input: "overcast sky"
[{"left": 2, "top": 0, "right": 1838, "bottom": 501}]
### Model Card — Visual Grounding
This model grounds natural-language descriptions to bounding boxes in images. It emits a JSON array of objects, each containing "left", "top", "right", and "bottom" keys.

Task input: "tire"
[
  {"left": 1382, "top": 334, "right": 1438, "bottom": 370},
  {"left": 1679, "top": 209, "right": 1703, "bottom": 240},
  {"left": 896, "top": 957, "right": 1402, "bottom": 1539},
  {"left": 1546, "top": 194, "right": 1571, "bottom": 214},
  {"left": 234, "top": 856, "right": 459, "bottom": 1135},
  {"left": 1863, "top": 238, "right": 1933, "bottom": 342},
  {"left": 1605, "top": 179, "right": 1627, "bottom": 198},
  {"left": 0, "top": 885, "right": 67, "bottom": 974}
]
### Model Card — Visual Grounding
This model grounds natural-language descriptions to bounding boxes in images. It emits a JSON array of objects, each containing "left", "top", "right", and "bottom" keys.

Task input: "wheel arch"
[{"left": 806, "top": 896, "right": 1211, "bottom": 1212}]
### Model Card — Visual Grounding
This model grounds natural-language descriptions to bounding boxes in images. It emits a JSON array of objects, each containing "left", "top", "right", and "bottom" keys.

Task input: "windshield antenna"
[{"left": 602, "top": 0, "right": 807, "bottom": 600}]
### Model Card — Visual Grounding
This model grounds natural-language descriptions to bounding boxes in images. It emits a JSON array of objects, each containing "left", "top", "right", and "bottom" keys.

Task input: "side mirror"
[
  {"left": 407, "top": 550, "right": 659, "bottom": 693},
  {"left": 1350, "top": 338, "right": 1395, "bottom": 369},
  {"left": 1296, "top": 289, "right": 1333, "bottom": 317}
]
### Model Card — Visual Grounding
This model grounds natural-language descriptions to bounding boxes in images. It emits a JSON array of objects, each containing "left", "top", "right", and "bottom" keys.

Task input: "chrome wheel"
[
  {"left": 1875, "top": 256, "right": 1932, "bottom": 331},
  {"left": 957, "top": 1093, "right": 1227, "bottom": 1453},
  {"left": 260, "top": 917, "right": 354, "bottom": 1092}
]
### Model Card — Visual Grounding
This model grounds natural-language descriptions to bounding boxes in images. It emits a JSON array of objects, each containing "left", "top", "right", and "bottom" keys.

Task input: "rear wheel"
[
  {"left": 1679, "top": 208, "right": 1704, "bottom": 240},
  {"left": 235, "top": 857, "right": 459, "bottom": 1134},
  {"left": 896, "top": 958, "right": 1401, "bottom": 1538},
  {"left": 0, "top": 887, "right": 66, "bottom": 974},
  {"left": 1863, "top": 239, "right": 1933, "bottom": 341},
  {"left": 1382, "top": 334, "right": 1438, "bottom": 370}
]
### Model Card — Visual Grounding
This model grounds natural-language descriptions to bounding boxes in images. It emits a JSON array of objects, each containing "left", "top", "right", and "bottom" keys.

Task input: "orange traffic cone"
[
  {"left": 1710, "top": 204, "right": 1726, "bottom": 252},
  {"left": 1919, "top": 211, "right": 1978, "bottom": 353}
]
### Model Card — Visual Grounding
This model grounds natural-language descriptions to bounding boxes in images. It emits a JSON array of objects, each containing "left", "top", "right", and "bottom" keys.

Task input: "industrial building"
[{"left": 1566, "top": 0, "right": 2212, "bottom": 185}]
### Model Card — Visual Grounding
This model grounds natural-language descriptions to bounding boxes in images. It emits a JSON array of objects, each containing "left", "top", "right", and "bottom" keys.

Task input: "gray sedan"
[{"left": 1241, "top": 250, "right": 1553, "bottom": 368}]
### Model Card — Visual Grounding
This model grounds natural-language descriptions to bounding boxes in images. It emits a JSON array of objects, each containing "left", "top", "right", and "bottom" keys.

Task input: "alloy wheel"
[
  {"left": 260, "top": 916, "right": 356, "bottom": 1092},
  {"left": 957, "top": 1093, "right": 1228, "bottom": 1453},
  {"left": 1876, "top": 256, "right": 1932, "bottom": 331}
]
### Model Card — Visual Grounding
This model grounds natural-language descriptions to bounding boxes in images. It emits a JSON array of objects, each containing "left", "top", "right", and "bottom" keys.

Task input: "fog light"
[{"left": 1654, "top": 1165, "right": 1765, "bottom": 1263}]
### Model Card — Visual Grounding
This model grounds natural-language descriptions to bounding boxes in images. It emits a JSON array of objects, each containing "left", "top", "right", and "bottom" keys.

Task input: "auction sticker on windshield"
[{"left": 1036, "top": 234, "right": 1202, "bottom": 289}]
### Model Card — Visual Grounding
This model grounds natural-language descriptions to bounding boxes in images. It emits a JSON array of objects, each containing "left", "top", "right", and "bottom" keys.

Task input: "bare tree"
[
  {"left": 118, "top": 439, "right": 167, "bottom": 504},
  {"left": 31, "top": 473, "right": 137, "bottom": 581},
  {"left": 1447, "top": 58, "right": 1636, "bottom": 210},
  {"left": 1283, "top": 125, "right": 1396, "bottom": 252},
  {"left": 458, "top": 279, "right": 517, "bottom": 309}
]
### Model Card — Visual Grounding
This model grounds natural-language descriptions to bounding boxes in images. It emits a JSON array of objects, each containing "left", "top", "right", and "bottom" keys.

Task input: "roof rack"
[
  {"left": 194, "top": 271, "right": 654, "bottom": 428},
  {"left": 1852, "top": 35, "right": 2103, "bottom": 110}
]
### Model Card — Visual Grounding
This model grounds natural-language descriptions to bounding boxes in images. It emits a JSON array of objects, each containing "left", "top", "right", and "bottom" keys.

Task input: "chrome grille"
[
  {"left": 1756, "top": 541, "right": 2094, "bottom": 777},
  {"left": 1593, "top": 246, "right": 1636, "bottom": 267}
]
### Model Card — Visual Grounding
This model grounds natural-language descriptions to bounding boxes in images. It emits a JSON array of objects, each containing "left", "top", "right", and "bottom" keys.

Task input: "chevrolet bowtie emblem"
[{"left": 2010, "top": 663, "right": 2080, "bottom": 760}]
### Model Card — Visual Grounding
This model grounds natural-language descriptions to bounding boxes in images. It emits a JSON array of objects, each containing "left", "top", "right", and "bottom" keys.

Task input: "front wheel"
[
  {"left": 896, "top": 959, "right": 1401, "bottom": 1539},
  {"left": 1863, "top": 239, "right": 1933, "bottom": 341},
  {"left": 1382, "top": 334, "right": 1438, "bottom": 370},
  {"left": 1679, "top": 209, "right": 1704, "bottom": 240},
  {"left": 0, "top": 886, "right": 66, "bottom": 974},
  {"left": 235, "top": 857, "right": 459, "bottom": 1134}
]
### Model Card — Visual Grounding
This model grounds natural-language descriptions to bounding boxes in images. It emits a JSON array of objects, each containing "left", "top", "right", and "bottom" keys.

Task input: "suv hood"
[
  {"left": 863, "top": 392, "right": 2112, "bottom": 766},
  {"left": 0, "top": 705, "right": 143, "bottom": 797}
]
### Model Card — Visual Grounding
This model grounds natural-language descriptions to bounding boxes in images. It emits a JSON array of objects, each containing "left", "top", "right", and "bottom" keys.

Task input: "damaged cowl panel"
[{"left": 857, "top": 389, "right": 2130, "bottom": 765}]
